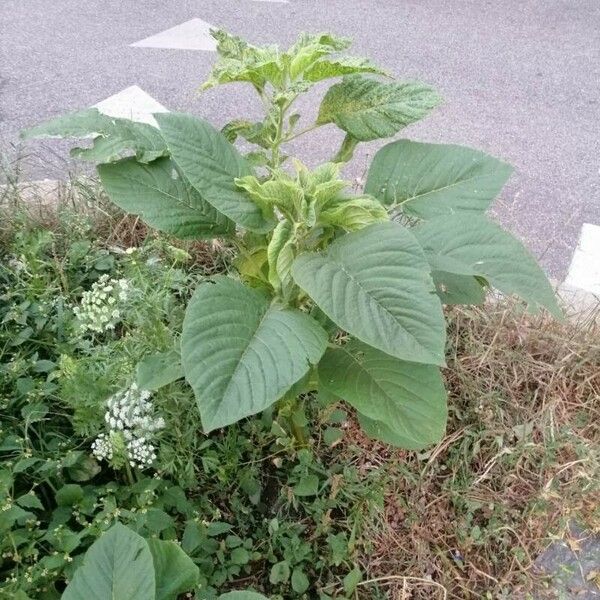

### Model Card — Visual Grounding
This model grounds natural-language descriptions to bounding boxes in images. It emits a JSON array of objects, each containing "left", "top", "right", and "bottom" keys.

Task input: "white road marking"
[
  {"left": 130, "top": 18, "right": 218, "bottom": 51},
  {"left": 563, "top": 223, "right": 600, "bottom": 295},
  {"left": 252, "top": 0, "right": 289, "bottom": 3},
  {"left": 93, "top": 85, "right": 168, "bottom": 127}
]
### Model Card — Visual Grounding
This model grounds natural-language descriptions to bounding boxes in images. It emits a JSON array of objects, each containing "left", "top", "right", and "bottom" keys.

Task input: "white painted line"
[
  {"left": 564, "top": 223, "right": 600, "bottom": 295},
  {"left": 94, "top": 85, "right": 168, "bottom": 127},
  {"left": 130, "top": 18, "right": 217, "bottom": 51},
  {"left": 253, "top": 0, "right": 289, "bottom": 3}
]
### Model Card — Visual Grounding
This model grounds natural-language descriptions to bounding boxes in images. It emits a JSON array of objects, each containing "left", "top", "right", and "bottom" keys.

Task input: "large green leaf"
[
  {"left": 316, "top": 76, "right": 440, "bottom": 141},
  {"left": 147, "top": 539, "right": 199, "bottom": 600},
  {"left": 98, "top": 157, "right": 234, "bottom": 239},
  {"left": 22, "top": 108, "right": 168, "bottom": 164},
  {"left": 413, "top": 215, "right": 561, "bottom": 317},
  {"left": 291, "top": 222, "right": 446, "bottom": 365},
  {"left": 365, "top": 139, "right": 513, "bottom": 218},
  {"left": 62, "top": 523, "right": 155, "bottom": 600},
  {"left": 319, "top": 341, "right": 447, "bottom": 449},
  {"left": 181, "top": 276, "right": 328, "bottom": 432},
  {"left": 155, "top": 113, "right": 275, "bottom": 233}
]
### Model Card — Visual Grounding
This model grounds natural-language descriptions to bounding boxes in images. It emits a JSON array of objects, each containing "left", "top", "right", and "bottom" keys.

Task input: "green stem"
[
  {"left": 284, "top": 123, "right": 322, "bottom": 143},
  {"left": 124, "top": 461, "right": 136, "bottom": 486}
]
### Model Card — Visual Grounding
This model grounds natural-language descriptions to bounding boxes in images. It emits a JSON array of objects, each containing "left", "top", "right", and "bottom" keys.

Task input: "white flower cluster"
[
  {"left": 92, "top": 383, "right": 165, "bottom": 469},
  {"left": 73, "top": 274, "right": 130, "bottom": 334},
  {"left": 90, "top": 433, "right": 112, "bottom": 461}
]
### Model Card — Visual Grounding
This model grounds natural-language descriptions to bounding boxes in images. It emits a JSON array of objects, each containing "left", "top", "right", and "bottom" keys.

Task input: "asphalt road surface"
[{"left": 2, "top": 0, "right": 599, "bottom": 280}]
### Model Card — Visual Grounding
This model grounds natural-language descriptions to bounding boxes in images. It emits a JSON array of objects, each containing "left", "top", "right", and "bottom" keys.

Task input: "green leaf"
[
  {"left": 267, "top": 219, "right": 296, "bottom": 297},
  {"left": 236, "top": 173, "right": 303, "bottom": 217},
  {"left": 230, "top": 547, "right": 251, "bottom": 565},
  {"left": 319, "top": 195, "right": 388, "bottom": 231},
  {"left": 304, "top": 56, "right": 387, "bottom": 82},
  {"left": 136, "top": 350, "right": 184, "bottom": 391},
  {"left": 269, "top": 560, "right": 291, "bottom": 585},
  {"left": 219, "top": 593, "right": 269, "bottom": 600},
  {"left": 432, "top": 271, "right": 486, "bottom": 306},
  {"left": 55, "top": 484, "right": 84, "bottom": 507},
  {"left": 147, "top": 539, "right": 199, "bottom": 600},
  {"left": 287, "top": 32, "right": 351, "bottom": 81},
  {"left": 293, "top": 473, "right": 320, "bottom": 497},
  {"left": 98, "top": 157, "right": 234, "bottom": 239},
  {"left": 365, "top": 139, "right": 513, "bottom": 218},
  {"left": 413, "top": 215, "right": 562, "bottom": 318},
  {"left": 155, "top": 113, "right": 275, "bottom": 233},
  {"left": 22, "top": 108, "right": 168, "bottom": 164},
  {"left": 292, "top": 222, "right": 446, "bottom": 365},
  {"left": 203, "top": 30, "right": 283, "bottom": 90},
  {"left": 67, "top": 455, "right": 101, "bottom": 482},
  {"left": 181, "top": 276, "right": 328, "bottom": 432},
  {"left": 291, "top": 567, "right": 310, "bottom": 594},
  {"left": 22, "top": 108, "right": 111, "bottom": 139},
  {"left": 16, "top": 492, "right": 44, "bottom": 511},
  {"left": 222, "top": 120, "right": 274, "bottom": 149},
  {"left": 343, "top": 567, "right": 363, "bottom": 595},
  {"left": 319, "top": 341, "right": 447, "bottom": 449},
  {"left": 317, "top": 76, "right": 440, "bottom": 141},
  {"left": 62, "top": 523, "right": 155, "bottom": 600}
]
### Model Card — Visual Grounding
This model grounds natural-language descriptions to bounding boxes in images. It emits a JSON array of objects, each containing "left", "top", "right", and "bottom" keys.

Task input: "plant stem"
[
  {"left": 284, "top": 123, "right": 322, "bottom": 143},
  {"left": 124, "top": 461, "right": 136, "bottom": 486}
]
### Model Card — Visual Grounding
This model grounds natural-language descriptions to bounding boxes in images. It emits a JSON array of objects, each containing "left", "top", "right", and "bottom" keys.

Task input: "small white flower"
[
  {"left": 73, "top": 276, "right": 132, "bottom": 334},
  {"left": 91, "top": 383, "right": 164, "bottom": 470}
]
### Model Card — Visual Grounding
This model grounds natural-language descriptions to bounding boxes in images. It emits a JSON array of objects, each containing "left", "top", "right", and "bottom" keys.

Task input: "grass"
[
  {"left": 1, "top": 178, "right": 599, "bottom": 599},
  {"left": 352, "top": 304, "right": 599, "bottom": 599}
]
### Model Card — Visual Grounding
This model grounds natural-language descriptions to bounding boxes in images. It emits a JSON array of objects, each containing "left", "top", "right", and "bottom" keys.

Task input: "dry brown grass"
[{"left": 351, "top": 304, "right": 599, "bottom": 599}]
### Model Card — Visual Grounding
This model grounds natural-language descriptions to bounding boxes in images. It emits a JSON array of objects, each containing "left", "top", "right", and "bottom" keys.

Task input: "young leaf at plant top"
[
  {"left": 181, "top": 277, "right": 328, "bottom": 432},
  {"left": 155, "top": 112, "right": 276, "bottom": 233},
  {"left": 316, "top": 75, "right": 441, "bottom": 141},
  {"left": 319, "top": 340, "right": 447, "bottom": 449},
  {"left": 292, "top": 222, "right": 446, "bottom": 366},
  {"left": 365, "top": 139, "right": 513, "bottom": 218},
  {"left": 21, "top": 108, "right": 168, "bottom": 164},
  {"left": 413, "top": 214, "right": 562, "bottom": 318},
  {"left": 98, "top": 157, "right": 235, "bottom": 239}
]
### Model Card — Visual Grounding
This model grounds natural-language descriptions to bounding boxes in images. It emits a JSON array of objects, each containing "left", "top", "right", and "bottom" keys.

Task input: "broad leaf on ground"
[
  {"left": 317, "top": 76, "right": 440, "bottom": 141},
  {"left": 22, "top": 108, "right": 168, "bottom": 164},
  {"left": 147, "top": 539, "right": 199, "bottom": 600},
  {"left": 62, "top": 523, "right": 155, "bottom": 600},
  {"left": 365, "top": 139, "right": 513, "bottom": 218},
  {"left": 292, "top": 222, "right": 446, "bottom": 365},
  {"left": 98, "top": 157, "right": 235, "bottom": 239},
  {"left": 319, "top": 341, "right": 447, "bottom": 449},
  {"left": 413, "top": 215, "right": 561, "bottom": 317},
  {"left": 181, "top": 276, "right": 328, "bottom": 432},
  {"left": 155, "top": 112, "right": 275, "bottom": 233}
]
